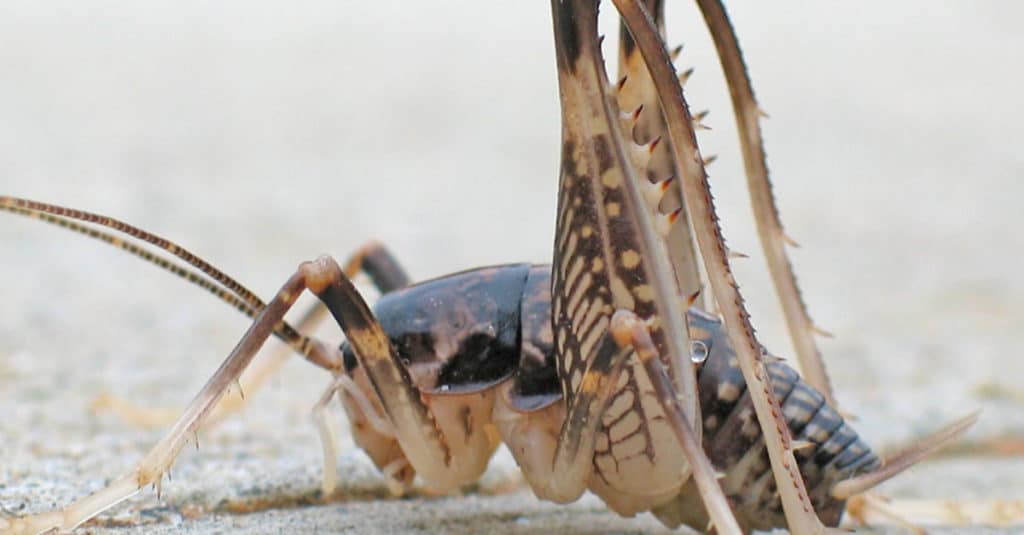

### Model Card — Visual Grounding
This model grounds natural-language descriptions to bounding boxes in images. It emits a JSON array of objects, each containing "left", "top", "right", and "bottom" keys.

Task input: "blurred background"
[{"left": 1, "top": 2, "right": 1022, "bottom": 532}]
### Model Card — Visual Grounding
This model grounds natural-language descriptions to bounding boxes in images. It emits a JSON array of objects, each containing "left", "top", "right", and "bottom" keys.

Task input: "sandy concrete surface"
[{"left": 1, "top": 2, "right": 1023, "bottom": 533}]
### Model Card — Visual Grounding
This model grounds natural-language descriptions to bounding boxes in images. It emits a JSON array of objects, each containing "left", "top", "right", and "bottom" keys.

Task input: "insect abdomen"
[{"left": 664, "top": 309, "right": 881, "bottom": 531}]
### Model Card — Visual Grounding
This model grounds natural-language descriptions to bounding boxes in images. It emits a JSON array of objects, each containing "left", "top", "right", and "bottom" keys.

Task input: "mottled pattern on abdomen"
[{"left": 685, "top": 309, "right": 880, "bottom": 531}]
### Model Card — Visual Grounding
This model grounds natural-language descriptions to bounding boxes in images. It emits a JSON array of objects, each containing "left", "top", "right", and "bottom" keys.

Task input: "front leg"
[
  {"left": 2, "top": 254, "right": 492, "bottom": 535},
  {"left": 90, "top": 241, "right": 412, "bottom": 430},
  {"left": 0, "top": 257, "right": 339, "bottom": 535},
  {"left": 307, "top": 258, "right": 512, "bottom": 492}
]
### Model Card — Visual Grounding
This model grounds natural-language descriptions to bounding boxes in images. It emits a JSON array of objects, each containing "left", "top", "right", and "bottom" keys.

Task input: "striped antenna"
[{"left": 0, "top": 196, "right": 340, "bottom": 371}]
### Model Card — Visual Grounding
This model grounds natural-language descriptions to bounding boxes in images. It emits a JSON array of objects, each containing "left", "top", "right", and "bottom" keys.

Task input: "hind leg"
[{"left": 606, "top": 310, "right": 743, "bottom": 535}]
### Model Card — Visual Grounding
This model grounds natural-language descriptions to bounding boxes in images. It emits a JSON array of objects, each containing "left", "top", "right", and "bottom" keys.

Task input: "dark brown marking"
[
  {"left": 459, "top": 404, "right": 473, "bottom": 441},
  {"left": 554, "top": 0, "right": 582, "bottom": 73},
  {"left": 618, "top": 0, "right": 664, "bottom": 58},
  {"left": 592, "top": 135, "right": 615, "bottom": 175}
]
